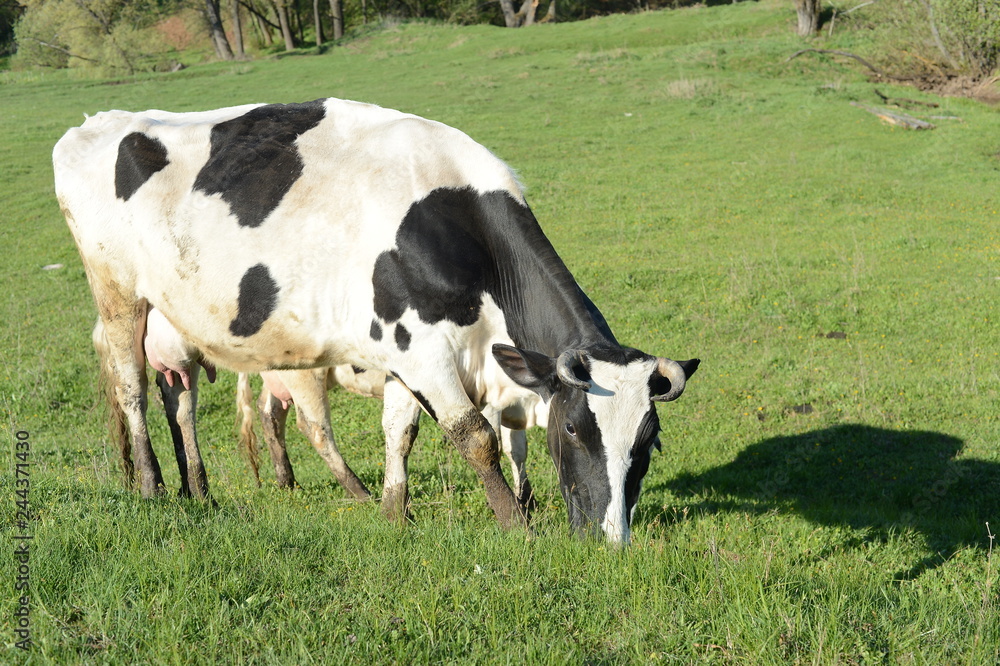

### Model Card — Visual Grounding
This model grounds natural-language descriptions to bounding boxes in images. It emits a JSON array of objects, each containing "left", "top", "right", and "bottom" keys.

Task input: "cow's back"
[{"left": 54, "top": 98, "right": 524, "bottom": 373}]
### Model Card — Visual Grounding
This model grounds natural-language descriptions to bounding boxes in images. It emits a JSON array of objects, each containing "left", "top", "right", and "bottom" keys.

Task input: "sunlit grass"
[{"left": 2, "top": 1, "right": 999, "bottom": 662}]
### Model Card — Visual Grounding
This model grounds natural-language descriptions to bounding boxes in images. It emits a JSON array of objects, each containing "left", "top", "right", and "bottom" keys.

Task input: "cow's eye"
[{"left": 564, "top": 423, "right": 576, "bottom": 437}]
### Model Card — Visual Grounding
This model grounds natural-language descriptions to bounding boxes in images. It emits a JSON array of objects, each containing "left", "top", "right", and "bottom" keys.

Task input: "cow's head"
[{"left": 493, "top": 344, "right": 699, "bottom": 544}]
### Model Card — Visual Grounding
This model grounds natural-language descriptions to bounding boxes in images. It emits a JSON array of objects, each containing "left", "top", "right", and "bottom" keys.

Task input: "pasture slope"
[{"left": 2, "top": 0, "right": 999, "bottom": 662}]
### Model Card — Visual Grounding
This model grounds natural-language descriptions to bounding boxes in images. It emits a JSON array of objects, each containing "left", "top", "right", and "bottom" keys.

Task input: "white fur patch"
[{"left": 585, "top": 357, "right": 658, "bottom": 544}]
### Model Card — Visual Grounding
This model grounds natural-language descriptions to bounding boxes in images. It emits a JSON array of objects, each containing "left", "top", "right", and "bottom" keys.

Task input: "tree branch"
[
  {"left": 786, "top": 48, "right": 916, "bottom": 81},
  {"left": 873, "top": 88, "right": 940, "bottom": 109},
  {"left": 240, "top": 0, "right": 280, "bottom": 30},
  {"left": 25, "top": 37, "right": 100, "bottom": 63}
]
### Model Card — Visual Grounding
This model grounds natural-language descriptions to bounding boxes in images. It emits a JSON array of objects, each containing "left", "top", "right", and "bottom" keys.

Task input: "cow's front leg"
[
  {"left": 442, "top": 408, "right": 527, "bottom": 530},
  {"left": 157, "top": 367, "right": 209, "bottom": 499},
  {"left": 280, "top": 369, "right": 371, "bottom": 501},
  {"left": 381, "top": 376, "right": 422, "bottom": 523}
]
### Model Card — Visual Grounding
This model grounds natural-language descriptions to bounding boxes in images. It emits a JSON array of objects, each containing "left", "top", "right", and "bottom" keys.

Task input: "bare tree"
[
  {"left": 517, "top": 0, "right": 537, "bottom": 26},
  {"left": 501, "top": 0, "right": 555, "bottom": 27},
  {"left": 499, "top": 0, "right": 517, "bottom": 27},
  {"left": 542, "top": 0, "right": 556, "bottom": 22},
  {"left": 204, "top": 0, "right": 235, "bottom": 59},
  {"left": 312, "top": 0, "right": 323, "bottom": 45},
  {"left": 329, "top": 0, "right": 343, "bottom": 40},
  {"left": 231, "top": 0, "right": 245, "bottom": 57},
  {"left": 270, "top": 0, "right": 295, "bottom": 50},
  {"left": 795, "top": 0, "right": 821, "bottom": 37}
]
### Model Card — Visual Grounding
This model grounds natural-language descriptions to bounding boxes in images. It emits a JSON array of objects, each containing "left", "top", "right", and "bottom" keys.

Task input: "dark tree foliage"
[{"left": 1, "top": 0, "right": 25, "bottom": 56}]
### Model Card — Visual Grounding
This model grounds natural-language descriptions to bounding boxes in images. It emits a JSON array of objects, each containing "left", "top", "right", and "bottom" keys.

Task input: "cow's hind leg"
[
  {"left": 381, "top": 376, "right": 422, "bottom": 523},
  {"left": 281, "top": 369, "right": 370, "bottom": 501},
  {"left": 93, "top": 320, "right": 133, "bottom": 484},
  {"left": 93, "top": 295, "right": 164, "bottom": 497},
  {"left": 157, "top": 367, "right": 209, "bottom": 499},
  {"left": 258, "top": 389, "right": 296, "bottom": 489}
]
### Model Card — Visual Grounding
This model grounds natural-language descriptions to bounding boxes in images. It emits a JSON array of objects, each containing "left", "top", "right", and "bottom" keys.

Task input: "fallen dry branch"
[
  {"left": 25, "top": 37, "right": 100, "bottom": 64},
  {"left": 873, "top": 88, "right": 940, "bottom": 109},
  {"left": 786, "top": 49, "right": 915, "bottom": 81},
  {"left": 850, "top": 102, "right": 936, "bottom": 129}
]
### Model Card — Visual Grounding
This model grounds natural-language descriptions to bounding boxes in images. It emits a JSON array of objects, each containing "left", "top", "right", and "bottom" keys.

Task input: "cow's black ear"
[
  {"left": 678, "top": 358, "right": 700, "bottom": 380},
  {"left": 492, "top": 344, "right": 557, "bottom": 398}
]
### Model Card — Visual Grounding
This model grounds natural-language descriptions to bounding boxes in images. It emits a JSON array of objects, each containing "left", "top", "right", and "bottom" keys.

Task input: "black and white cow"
[{"left": 55, "top": 98, "right": 698, "bottom": 542}]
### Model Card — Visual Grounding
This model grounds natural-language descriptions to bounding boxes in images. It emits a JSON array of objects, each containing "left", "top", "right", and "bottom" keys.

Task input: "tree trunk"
[
  {"left": 253, "top": 8, "right": 273, "bottom": 45},
  {"left": 290, "top": 0, "right": 302, "bottom": 46},
  {"left": 205, "top": 0, "right": 235, "bottom": 59},
  {"left": 329, "top": 0, "right": 343, "bottom": 40},
  {"left": 795, "top": 0, "right": 821, "bottom": 37},
  {"left": 231, "top": 0, "right": 245, "bottom": 57},
  {"left": 499, "top": 0, "right": 517, "bottom": 27},
  {"left": 273, "top": 0, "right": 295, "bottom": 50},
  {"left": 312, "top": 0, "right": 323, "bottom": 46},
  {"left": 543, "top": 0, "right": 556, "bottom": 22},
  {"left": 517, "top": 0, "right": 537, "bottom": 26},
  {"left": 255, "top": 11, "right": 274, "bottom": 46}
]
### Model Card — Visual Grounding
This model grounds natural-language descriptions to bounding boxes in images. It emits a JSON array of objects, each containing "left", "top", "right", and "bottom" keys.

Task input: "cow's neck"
[{"left": 484, "top": 193, "right": 618, "bottom": 357}]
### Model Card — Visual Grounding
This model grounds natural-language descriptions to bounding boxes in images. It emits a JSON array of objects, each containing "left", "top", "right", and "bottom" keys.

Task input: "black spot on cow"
[
  {"left": 394, "top": 324, "right": 411, "bottom": 351},
  {"left": 370, "top": 320, "right": 383, "bottom": 341},
  {"left": 192, "top": 100, "right": 326, "bottom": 228},
  {"left": 372, "top": 188, "right": 490, "bottom": 327},
  {"left": 115, "top": 132, "right": 169, "bottom": 201},
  {"left": 370, "top": 187, "right": 614, "bottom": 354},
  {"left": 409, "top": 388, "right": 437, "bottom": 422},
  {"left": 229, "top": 264, "right": 279, "bottom": 337}
]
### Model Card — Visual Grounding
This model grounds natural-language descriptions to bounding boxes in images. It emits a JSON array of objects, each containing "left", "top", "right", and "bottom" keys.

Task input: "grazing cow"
[
  {"left": 55, "top": 98, "right": 698, "bottom": 542},
  {"left": 241, "top": 367, "right": 540, "bottom": 522}
]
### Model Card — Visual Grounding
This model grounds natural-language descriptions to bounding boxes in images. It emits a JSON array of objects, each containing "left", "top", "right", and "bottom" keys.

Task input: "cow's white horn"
[{"left": 651, "top": 357, "right": 686, "bottom": 402}]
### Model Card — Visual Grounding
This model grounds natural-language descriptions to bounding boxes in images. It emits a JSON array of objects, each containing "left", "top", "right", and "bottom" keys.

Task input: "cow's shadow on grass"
[{"left": 657, "top": 425, "right": 999, "bottom": 579}]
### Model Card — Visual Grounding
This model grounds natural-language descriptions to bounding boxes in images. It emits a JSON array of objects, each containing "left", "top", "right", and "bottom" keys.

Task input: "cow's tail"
[
  {"left": 92, "top": 321, "right": 134, "bottom": 486},
  {"left": 236, "top": 372, "right": 261, "bottom": 486}
]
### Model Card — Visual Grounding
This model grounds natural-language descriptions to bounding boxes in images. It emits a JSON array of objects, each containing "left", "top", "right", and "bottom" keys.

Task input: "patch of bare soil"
[{"left": 909, "top": 74, "right": 1000, "bottom": 104}]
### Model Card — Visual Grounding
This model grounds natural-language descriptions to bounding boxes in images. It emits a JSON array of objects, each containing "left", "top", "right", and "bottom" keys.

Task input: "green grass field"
[{"left": 3, "top": 1, "right": 999, "bottom": 662}]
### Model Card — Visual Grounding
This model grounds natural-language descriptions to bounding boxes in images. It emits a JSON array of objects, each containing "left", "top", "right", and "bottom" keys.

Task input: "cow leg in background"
[
  {"left": 500, "top": 428, "right": 536, "bottom": 514},
  {"left": 157, "top": 366, "right": 209, "bottom": 499},
  {"left": 279, "top": 369, "right": 371, "bottom": 501},
  {"left": 94, "top": 296, "right": 165, "bottom": 497},
  {"left": 380, "top": 376, "right": 422, "bottom": 523},
  {"left": 258, "top": 389, "right": 297, "bottom": 489}
]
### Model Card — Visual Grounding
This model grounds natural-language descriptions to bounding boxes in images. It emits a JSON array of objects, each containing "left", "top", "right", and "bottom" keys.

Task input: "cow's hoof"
[{"left": 381, "top": 485, "right": 412, "bottom": 524}]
